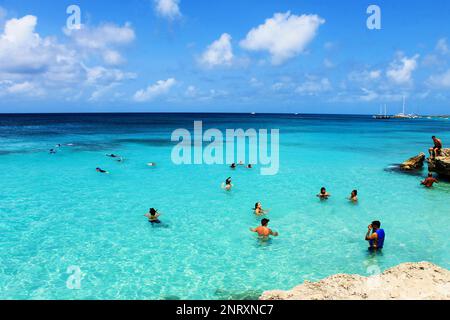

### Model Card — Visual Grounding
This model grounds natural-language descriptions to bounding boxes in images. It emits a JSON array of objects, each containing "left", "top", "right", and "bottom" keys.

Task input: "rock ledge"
[{"left": 259, "top": 262, "right": 450, "bottom": 300}]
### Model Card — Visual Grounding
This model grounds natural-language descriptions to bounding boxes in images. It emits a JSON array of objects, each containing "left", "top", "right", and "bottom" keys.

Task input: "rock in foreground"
[
  {"left": 428, "top": 148, "right": 450, "bottom": 177},
  {"left": 400, "top": 153, "right": 425, "bottom": 170},
  {"left": 260, "top": 262, "right": 450, "bottom": 300}
]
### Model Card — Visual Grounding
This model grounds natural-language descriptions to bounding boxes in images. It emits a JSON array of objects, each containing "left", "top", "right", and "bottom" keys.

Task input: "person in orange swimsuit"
[{"left": 250, "top": 218, "right": 278, "bottom": 239}]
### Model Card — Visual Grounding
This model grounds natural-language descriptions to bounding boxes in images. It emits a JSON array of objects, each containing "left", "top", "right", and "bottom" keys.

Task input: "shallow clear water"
[{"left": 0, "top": 113, "right": 449, "bottom": 300}]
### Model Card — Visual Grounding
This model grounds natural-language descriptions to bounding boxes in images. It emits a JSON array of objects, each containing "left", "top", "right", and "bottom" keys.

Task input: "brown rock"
[
  {"left": 400, "top": 153, "right": 425, "bottom": 170},
  {"left": 428, "top": 148, "right": 450, "bottom": 177}
]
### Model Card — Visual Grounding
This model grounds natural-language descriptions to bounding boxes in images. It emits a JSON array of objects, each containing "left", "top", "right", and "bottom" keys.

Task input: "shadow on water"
[{"left": 384, "top": 164, "right": 425, "bottom": 177}]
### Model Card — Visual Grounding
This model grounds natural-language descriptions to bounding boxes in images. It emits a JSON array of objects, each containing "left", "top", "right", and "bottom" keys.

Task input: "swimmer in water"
[
  {"left": 144, "top": 208, "right": 161, "bottom": 224},
  {"left": 147, "top": 162, "right": 156, "bottom": 167},
  {"left": 238, "top": 161, "right": 244, "bottom": 166},
  {"left": 247, "top": 164, "right": 253, "bottom": 169},
  {"left": 349, "top": 189, "right": 358, "bottom": 202},
  {"left": 49, "top": 149, "right": 57, "bottom": 154},
  {"left": 96, "top": 167, "right": 109, "bottom": 174},
  {"left": 317, "top": 187, "right": 330, "bottom": 200},
  {"left": 250, "top": 218, "right": 278, "bottom": 240},
  {"left": 230, "top": 163, "right": 237, "bottom": 169},
  {"left": 106, "top": 154, "right": 120, "bottom": 158},
  {"left": 222, "top": 177, "right": 233, "bottom": 191},
  {"left": 253, "top": 202, "right": 269, "bottom": 216},
  {"left": 421, "top": 172, "right": 439, "bottom": 188}
]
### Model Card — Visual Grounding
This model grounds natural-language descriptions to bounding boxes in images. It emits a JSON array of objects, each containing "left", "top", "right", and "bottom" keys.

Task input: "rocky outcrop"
[
  {"left": 428, "top": 148, "right": 450, "bottom": 177},
  {"left": 400, "top": 153, "right": 425, "bottom": 170},
  {"left": 260, "top": 262, "right": 450, "bottom": 300}
]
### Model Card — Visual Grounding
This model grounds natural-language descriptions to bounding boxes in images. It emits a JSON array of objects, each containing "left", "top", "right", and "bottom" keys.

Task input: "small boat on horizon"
[{"left": 373, "top": 104, "right": 391, "bottom": 119}]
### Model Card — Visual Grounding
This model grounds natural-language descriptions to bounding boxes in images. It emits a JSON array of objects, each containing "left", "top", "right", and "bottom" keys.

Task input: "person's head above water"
[
  {"left": 226, "top": 177, "right": 232, "bottom": 184},
  {"left": 254, "top": 202, "right": 261, "bottom": 209},
  {"left": 371, "top": 220, "right": 381, "bottom": 230},
  {"left": 320, "top": 187, "right": 326, "bottom": 194},
  {"left": 352, "top": 190, "right": 358, "bottom": 196},
  {"left": 261, "top": 218, "right": 270, "bottom": 226},
  {"left": 149, "top": 208, "right": 157, "bottom": 216},
  {"left": 428, "top": 172, "right": 433, "bottom": 177}
]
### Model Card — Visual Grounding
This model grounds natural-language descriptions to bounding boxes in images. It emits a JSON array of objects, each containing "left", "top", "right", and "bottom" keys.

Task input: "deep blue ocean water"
[{"left": 0, "top": 113, "right": 449, "bottom": 299}]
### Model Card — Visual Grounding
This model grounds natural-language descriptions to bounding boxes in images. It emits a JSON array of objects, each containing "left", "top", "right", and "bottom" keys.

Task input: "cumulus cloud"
[
  {"left": 386, "top": 54, "right": 419, "bottom": 85},
  {"left": 199, "top": 33, "right": 233, "bottom": 68},
  {"left": 134, "top": 78, "right": 176, "bottom": 102},
  {"left": 436, "top": 38, "right": 449, "bottom": 55},
  {"left": 154, "top": 0, "right": 181, "bottom": 20},
  {"left": 428, "top": 69, "right": 450, "bottom": 88},
  {"left": 240, "top": 12, "right": 325, "bottom": 65},
  {"left": 348, "top": 69, "right": 382, "bottom": 83},
  {"left": 296, "top": 77, "right": 332, "bottom": 95},
  {"left": 65, "top": 22, "right": 135, "bottom": 65},
  {"left": 0, "top": 14, "right": 136, "bottom": 101}
]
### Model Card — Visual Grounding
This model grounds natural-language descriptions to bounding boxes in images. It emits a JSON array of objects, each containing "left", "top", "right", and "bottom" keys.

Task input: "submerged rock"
[
  {"left": 259, "top": 262, "right": 450, "bottom": 300},
  {"left": 428, "top": 148, "right": 450, "bottom": 177},
  {"left": 400, "top": 152, "right": 425, "bottom": 170}
]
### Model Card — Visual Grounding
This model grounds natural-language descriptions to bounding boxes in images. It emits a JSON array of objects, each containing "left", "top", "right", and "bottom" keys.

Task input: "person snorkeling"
[{"left": 96, "top": 167, "right": 109, "bottom": 174}]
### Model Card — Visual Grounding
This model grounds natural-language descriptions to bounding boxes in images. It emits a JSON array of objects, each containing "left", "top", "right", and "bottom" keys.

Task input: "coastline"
[{"left": 260, "top": 262, "right": 450, "bottom": 300}]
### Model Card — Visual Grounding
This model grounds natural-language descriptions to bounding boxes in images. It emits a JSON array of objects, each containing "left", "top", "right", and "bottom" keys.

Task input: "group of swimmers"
[{"left": 230, "top": 161, "right": 253, "bottom": 169}]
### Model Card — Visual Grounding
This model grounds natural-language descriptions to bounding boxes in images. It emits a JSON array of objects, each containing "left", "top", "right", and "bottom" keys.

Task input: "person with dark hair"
[
  {"left": 253, "top": 202, "right": 269, "bottom": 216},
  {"left": 317, "top": 187, "right": 330, "bottom": 200},
  {"left": 365, "top": 221, "right": 385, "bottom": 252},
  {"left": 230, "top": 163, "right": 237, "bottom": 169},
  {"left": 49, "top": 149, "right": 57, "bottom": 154},
  {"left": 250, "top": 218, "right": 278, "bottom": 240},
  {"left": 349, "top": 190, "right": 358, "bottom": 202},
  {"left": 421, "top": 172, "right": 439, "bottom": 188},
  {"left": 429, "top": 136, "right": 443, "bottom": 159},
  {"left": 222, "top": 177, "right": 233, "bottom": 191},
  {"left": 144, "top": 208, "right": 161, "bottom": 224},
  {"left": 247, "top": 164, "right": 253, "bottom": 169}
]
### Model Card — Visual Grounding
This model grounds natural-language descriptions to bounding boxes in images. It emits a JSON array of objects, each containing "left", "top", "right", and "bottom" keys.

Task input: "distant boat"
[
  {"left": 373, "top": 104, "right": 391, "bottom": 119},
  {"left": 392, "top": 96, "right": 420, "bottom": 119}
]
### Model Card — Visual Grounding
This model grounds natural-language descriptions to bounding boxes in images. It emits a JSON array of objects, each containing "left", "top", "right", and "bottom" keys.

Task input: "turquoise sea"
[{"left": 0, "top": 113, "right": 449, "bottom": 300}]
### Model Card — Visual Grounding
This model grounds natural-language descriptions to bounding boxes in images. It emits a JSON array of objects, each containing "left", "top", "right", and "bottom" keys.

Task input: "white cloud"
[
  {"left": 134, "top": 78, "right": 176, "bottom": 102},
  {"left": 240, "top": 12, "right": 325, "bottom": 65},
  {"left": 386, "top": 54, "right": 419, "bottom": 85},
  {"left": 0, "top": 14, "right": 136, "bottom": 102},
  {"left": 348, "top": 69, "right": 382, "bottom": 83},
  {"left": 296, "top": 77, "right": 332, "bottom": 95},
  {"left": 436, "top": 38, "right": 449, "bottom": 55},
  {"left": 65, "top": 22, "right": 135, "bottom": 65},
  {"left": 154, "top": 0, "right": 181, "bottom": 20},
  {"left": 428, "top": 69, "right": 450, "bottom": 88},
  {"left": 199, "top": 33, "right": 233, "bottom": 68}
]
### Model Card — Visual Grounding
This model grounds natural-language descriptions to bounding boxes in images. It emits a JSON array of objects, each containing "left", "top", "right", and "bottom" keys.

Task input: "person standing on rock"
[
  {"left": 421, "top": 172, "right": 439, "bottom": 188},
  {"left": 365, "top": 221, "right": 385, "bottom": 252},
  {"left": 429, "top": 136, "right": 443, "bottom": 159}
]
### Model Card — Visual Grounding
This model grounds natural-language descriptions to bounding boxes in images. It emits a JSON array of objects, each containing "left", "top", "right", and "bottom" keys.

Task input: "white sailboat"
[
  {"left": 392, "top": 96, "right": 416, "bottom": 119},
  {"left": 373, "top": 104, "right": 391, "bottom": 119}
]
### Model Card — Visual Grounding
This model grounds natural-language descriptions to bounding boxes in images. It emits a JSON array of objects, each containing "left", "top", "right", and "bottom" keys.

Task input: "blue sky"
[{"left": 0, "top": 0, "right": 449, "bottom": 114}]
